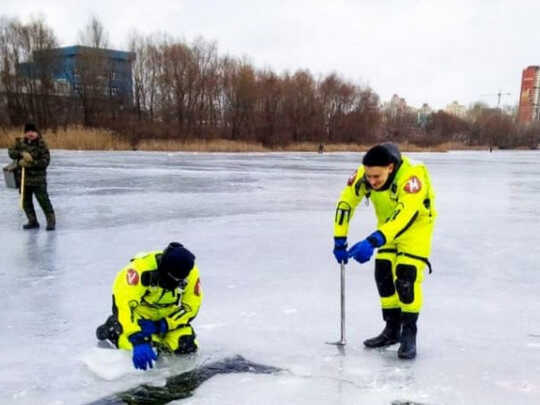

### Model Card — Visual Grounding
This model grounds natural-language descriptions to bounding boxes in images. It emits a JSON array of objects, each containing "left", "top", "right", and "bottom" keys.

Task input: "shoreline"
[{"left": 0, "top": 127, "right": 507, "bottom": 153}]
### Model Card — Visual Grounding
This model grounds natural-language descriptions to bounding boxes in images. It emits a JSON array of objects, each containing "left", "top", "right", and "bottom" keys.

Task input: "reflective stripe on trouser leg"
[
  {"left": 117, "top": 304, "right": 159, "bottom": 350},
  {"left": 118, "top": 301, "right": 198, "bottom": 352},
  {"left": 375, "top": 250, "right": 399, "bottom": 310},
  {"left": 153, "top": 325, "right": 197, "bottom": 353},
  {"left": 395, "top": 255, "right": 425, "bottom": 313}
]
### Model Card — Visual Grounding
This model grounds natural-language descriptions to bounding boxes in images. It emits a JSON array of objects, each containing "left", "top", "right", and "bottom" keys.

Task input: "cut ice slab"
[
  {"left": 81, "top": 347, "right": 136, "bottom": 381},
  {"left": 81, "top": 344, "right": 202, "bottom": 381}
]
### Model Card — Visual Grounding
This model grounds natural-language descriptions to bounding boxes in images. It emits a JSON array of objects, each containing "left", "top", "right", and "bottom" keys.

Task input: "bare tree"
[
  {"left": 78, "top": 16, "right": 109, "bottom": 49},
  {"left": 255, "top": 69, "right": 284, "bottom": 146},
  {"left": 319, "top": 72, "right": 358, "bottom": 143},
  {"left": 128, "top": 30, "right": 148, "bottom": 121},
  {"left": 344, "top": 87, "right": 381, "bottom": 144},
  {"left": 282, "top": 70, "right": 322, "bottom": 143},
  {"left": 425, "top": 111, "right": 469, "bottom": 145},
  {"left": 0, "top": 16, "right": 57, "bottom": 127},
  {"left": 220, "top": 57, "right": 258, "bottom": 141},
  {"left": 189, "top": 37, "right": 220, "bottom": 139}
]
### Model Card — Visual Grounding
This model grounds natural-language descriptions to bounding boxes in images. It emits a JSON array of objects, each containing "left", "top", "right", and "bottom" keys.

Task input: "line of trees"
[
  {"left": 124, "top": 30, "right": 382, "bottom": 147},
  {"left": 390, "top": 103, "right": 540, "bottom": 149},
  {"left": 1, "top": 15, "right": 539, "bottom": 149}
]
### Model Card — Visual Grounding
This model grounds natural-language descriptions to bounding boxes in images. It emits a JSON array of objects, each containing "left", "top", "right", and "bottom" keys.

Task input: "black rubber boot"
[
  {"left": 398, "top": 312, "right": 418, "bottom": 359},
  {"left": 363, "top": 308, "right": 401, "bottom": 348},
  {"left": 23, "top": 214, "right": 39, "bottom": 230},
  {"left": 175, "top": 334, "right": 198, "bottom": 355},
  {"left": 96, "top": 315, "right": 122, "bottom": 347},
  {"left": 45, "top": 213, "right": 55, "bottom": 231}
]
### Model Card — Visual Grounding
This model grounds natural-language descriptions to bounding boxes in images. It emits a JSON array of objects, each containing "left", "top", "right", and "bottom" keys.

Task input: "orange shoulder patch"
[
  {"left": 194, "top": 278, "right": 201, "bottom": 296},
  {"left": 404, "top": 176, "right": 422, "bottom": 193},
  {"left": 126, "top": 268, "right": 139, "bottom": 285}
]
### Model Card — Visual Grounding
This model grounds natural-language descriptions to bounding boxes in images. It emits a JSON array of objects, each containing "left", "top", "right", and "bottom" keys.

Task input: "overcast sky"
[{"left": 3, "top": 0, "right": 539, "bottom": 109}]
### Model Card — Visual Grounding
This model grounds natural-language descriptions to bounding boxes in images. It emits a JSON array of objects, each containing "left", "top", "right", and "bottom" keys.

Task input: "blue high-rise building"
[{"left": 18, "top": 45, "right": 135, "bottom": 103}]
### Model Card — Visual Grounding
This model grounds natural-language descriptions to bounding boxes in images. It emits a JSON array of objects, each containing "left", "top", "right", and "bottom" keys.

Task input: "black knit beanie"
[
  {"left": 362, "top": 143, "right": 401, "bottom": 166},
  {"left": 159, "top": 242, "right": 195, "bottom": 282},
  {"left": 24, "top": 123, "right": 38, "bottom": 133}
]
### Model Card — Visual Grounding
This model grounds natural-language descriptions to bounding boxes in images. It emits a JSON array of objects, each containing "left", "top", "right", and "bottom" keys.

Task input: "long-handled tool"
[
  {"left": 19, "top": 167, "right": 25, "bottom": 209},
  {"left": 327, "top": 262, "right": 346, "bottom": 347}
]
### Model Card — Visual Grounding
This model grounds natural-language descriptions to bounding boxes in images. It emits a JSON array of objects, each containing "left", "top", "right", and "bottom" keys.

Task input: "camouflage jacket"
[{"left": 8, "top": 137, "right": 50, "bottom": 186}]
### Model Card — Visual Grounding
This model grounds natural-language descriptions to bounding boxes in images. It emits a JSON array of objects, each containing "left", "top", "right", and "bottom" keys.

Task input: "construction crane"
[{"left": 480, "top": 91, "right": 512, "bottom": 109}]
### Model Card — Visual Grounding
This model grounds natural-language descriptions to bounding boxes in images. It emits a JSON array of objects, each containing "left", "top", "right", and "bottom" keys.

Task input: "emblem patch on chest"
[
  {"left": 404, "top": 176, "right": 422, "bottom": 193},
  {"left": 126, "top": 268, "right": 140, "bottom": 285}
]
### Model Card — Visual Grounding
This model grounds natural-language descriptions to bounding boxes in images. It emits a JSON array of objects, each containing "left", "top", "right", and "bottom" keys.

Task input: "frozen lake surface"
[{"left": 1, "top": 149, "right": 539, "bottom": 405}]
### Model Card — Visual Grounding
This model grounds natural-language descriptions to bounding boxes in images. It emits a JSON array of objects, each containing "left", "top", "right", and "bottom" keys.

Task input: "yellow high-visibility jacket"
[
  {"left": 334, "top": 157, "right": 436, "bottom": 248},
  {"left": 112, "top": 250, "right": 203, "bottom": 342}
]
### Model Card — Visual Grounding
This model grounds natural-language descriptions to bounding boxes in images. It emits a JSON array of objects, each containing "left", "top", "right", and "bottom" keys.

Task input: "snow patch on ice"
[
  {"left": 198, "top": 322, "right": 227, "bottom": 330},
  {"left": 496, "top": 380, "right": 538, "bottom": 393},
  {"left": 240, "top": 311, "right": 257, "bottom": 318}
]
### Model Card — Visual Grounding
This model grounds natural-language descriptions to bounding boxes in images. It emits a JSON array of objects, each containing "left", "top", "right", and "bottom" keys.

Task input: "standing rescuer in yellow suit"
[
  {"left": 96, "top": 242, "right": 203, "bottom": 370},
  {"left": 333, "top": 143, "right": 436, "bottom": 359}
]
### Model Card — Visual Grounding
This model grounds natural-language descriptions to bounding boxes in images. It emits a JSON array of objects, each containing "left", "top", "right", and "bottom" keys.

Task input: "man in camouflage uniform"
[{"left": 8, "top": 123, "right": 55, "bottom": 230}]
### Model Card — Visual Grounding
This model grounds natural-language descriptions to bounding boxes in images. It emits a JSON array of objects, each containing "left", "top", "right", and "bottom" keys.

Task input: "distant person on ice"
[
  {"left": 8, "top": 123, "right": 55, "bottom": 230},
  {"left": 96, "top": 242, "right": 203, "bottom": 370},
  {"left": 332, "top": 143, "right": 436, "bottom": 359}
]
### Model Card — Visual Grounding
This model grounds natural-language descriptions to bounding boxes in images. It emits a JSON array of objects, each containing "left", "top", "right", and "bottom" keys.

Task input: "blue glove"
[
  {"left": 333, "top": 237, "right": 348, "bottom": 264},
  {"left": 348, "top": 231, "right": 386, "bottom": 264},
  {"left": 132, "top": 343, "right": 157, "bottom": 370},
  {"left": 138, "top": 319, "right": 168, "bottom": 336}
]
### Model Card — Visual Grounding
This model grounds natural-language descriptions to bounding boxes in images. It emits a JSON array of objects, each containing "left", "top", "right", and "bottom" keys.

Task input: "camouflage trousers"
[{"left": 22, "top": 183, "right": 54, "bottom": 219}]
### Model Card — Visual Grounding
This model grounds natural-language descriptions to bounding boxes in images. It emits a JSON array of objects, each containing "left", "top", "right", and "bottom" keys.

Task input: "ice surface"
[{"left": 1, "top": 150, "right": 540, "bottom": 404}]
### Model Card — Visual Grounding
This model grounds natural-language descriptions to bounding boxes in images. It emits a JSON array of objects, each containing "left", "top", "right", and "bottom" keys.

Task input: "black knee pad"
[
  {"left": 375, "top": 259, "right": 395, "bottom": 297},
  {"left": 175, "top": 332, "right": 197, "bottom": 355},
  {"left": 395, "top": 264, "right": 417, "bottom": 304}
]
